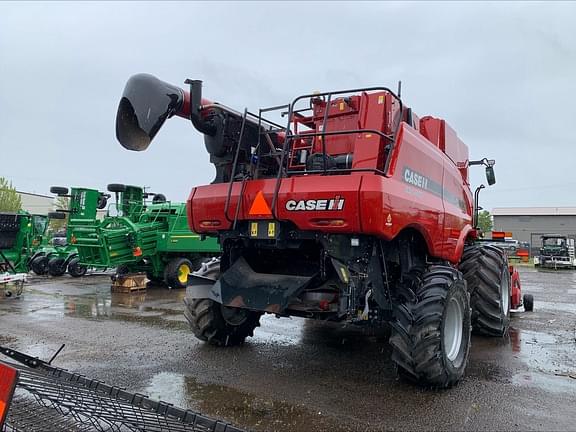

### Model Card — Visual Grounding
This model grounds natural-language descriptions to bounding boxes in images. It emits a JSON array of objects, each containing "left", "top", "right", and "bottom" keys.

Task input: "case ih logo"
[
  {"left": 404, "top": 167, "right": 430, "bottom": 190},
  {"left": 285, "top": 197, "right": 345, "bottom": 211}
]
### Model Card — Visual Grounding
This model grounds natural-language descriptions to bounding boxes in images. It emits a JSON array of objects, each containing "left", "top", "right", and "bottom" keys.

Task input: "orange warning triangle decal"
[{"left": 248, "top": 191, "right": 272, "bottom": 216}]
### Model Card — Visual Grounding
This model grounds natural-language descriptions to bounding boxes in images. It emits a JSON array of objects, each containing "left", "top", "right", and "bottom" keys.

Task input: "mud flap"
[{"left": 186, "top": 257, "right": 313, "bottom": 313}]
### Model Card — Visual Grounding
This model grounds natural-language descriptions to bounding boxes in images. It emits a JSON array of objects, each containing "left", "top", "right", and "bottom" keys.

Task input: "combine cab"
[
  {"left": 63, "top": 183, "right": 220, "bottom": 288},
  {"left": 116, "top": 74, "right": 530, "bottom": 387},
  {"left": 534, "top": 234, "right": 576, "bottom": 269}
]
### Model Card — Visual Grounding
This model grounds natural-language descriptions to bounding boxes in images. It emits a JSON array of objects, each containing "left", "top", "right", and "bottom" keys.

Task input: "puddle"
[
  {"left": 512, "top": 371, "right": 576, "bottom": 394},
  {"left": 144, "top": 372, "right": 349, "bottom": 432},
  {"left": 0, "top": 276, "right": 190, "bottom": 330},
  {"left": 468, "top": 326, "right": 576, "bottom": 394}
]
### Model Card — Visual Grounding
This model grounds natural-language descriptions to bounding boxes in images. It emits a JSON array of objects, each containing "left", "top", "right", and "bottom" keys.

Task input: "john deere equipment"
[
  {"left": 116, "top": 73, "right": 533, "bottom": 388},
  {"left": 64, "top": 183, "right": 220, "bottom": 288},
  {"left": 0, "top": 211, "right": 68, "bottom": 275},
  {"left": 47, "top": 186, "right": 111, "bottom": 277}
]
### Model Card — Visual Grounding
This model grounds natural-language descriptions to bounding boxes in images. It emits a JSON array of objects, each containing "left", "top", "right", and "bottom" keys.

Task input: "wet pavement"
[{"left": 1, "top": 268, "right": 576, "bottom": 431}]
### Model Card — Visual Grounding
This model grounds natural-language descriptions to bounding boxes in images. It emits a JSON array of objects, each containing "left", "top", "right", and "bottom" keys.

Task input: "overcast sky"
[{"left": 1, "top": 1, "right": 575, "bottom": 211}]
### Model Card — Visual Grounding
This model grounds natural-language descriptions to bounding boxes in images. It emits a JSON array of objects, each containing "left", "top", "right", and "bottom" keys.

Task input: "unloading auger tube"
[{"left": 116, "top": 73, "right": 285, "bottom": 183}]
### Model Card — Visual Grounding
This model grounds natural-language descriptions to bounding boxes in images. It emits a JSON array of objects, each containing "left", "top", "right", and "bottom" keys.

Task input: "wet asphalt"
[{"left": 1, "top": 267, "right": 576, "bottom": 431}]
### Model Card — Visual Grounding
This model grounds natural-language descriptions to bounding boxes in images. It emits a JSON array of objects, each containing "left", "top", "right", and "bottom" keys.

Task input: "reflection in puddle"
[
  {"left": 513, "top": 371, "right": 576, "bottom": 394},
  {"left": 144, "top": 372, "right": 346, "bottom": 432},
  {"left": 506, "top": 327, "right": 576, "bottom": 394},
  {"left": 0, "top": 277, "right": 188, "bottom": 329}
]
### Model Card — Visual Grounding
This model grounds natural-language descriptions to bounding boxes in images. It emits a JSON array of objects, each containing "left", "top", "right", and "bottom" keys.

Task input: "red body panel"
[
  {"left": 510, "top": 266, "right": 522, "bottom": 309},
  {"left": 188, "top": 92, "right": 474, "bottom": 264}
]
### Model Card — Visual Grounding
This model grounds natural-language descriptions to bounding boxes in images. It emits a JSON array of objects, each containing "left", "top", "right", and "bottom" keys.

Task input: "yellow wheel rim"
[{"left": 177, "top": 264, "right": 191, "bottom": 284}]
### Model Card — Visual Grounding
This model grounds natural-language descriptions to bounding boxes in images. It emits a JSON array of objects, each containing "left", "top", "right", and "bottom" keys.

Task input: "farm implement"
[{"left": 54, "top": 184, "right": 220, "bottom": 289}]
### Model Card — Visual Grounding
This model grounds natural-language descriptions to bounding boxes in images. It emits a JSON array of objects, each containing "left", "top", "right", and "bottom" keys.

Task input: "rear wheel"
[
  {"left": 164, "top": 257, "right": 194, "bottom": 289},
  {"left": 68, "top": 257, "right": 87, "bottom": 277},
  {"left": 30, "top": 255, "right": 49, "bottom": 275},
  {"left": 184, "top": 298, "right": 261, "bottom": 346},
  {"left": 47, "top": 257, "right": 66, "bottom": 277},
  {"left": 390, "top": 265, "right": 471, "bottom": 388},
  {"left": 460, "top": 244, "right": 511, "bottom": 336}
]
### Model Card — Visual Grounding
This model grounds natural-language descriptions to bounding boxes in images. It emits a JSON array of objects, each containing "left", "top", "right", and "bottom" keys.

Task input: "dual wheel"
[
  {"left": 183, "top": 244, "right": 514, "bottom": 388},
  {"left": 390, "top": 244, "right": 514, "bottom": 388}
]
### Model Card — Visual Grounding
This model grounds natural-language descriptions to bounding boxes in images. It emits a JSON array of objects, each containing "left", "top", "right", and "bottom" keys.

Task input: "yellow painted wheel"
[{"left": 177, "top": 263, "right": 191, "bottom": 284}]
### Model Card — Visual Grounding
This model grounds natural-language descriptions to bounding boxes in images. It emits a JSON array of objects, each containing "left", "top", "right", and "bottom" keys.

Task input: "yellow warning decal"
[
  {"left": 250, "top": 222, "right": 258, "bottom": 237},
  {"left": 268, "top": 222, "right": 275, "bottom": 238}
]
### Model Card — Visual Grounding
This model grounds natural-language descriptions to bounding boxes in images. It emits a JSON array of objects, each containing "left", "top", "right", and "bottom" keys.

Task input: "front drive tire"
[
  {"left": 184, "top": 298, "right": 261, "bottom": 346},
  {"left": 460, "top": 244, "right": 511, "bottom": 336},
  {"left": 390, "top": 265, "right": 471, "bottom": 388}
]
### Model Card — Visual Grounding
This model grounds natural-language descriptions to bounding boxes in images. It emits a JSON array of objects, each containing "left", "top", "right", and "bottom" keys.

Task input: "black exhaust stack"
[{"left": 185, "top": 79, "right": 216, "bottom": 136}]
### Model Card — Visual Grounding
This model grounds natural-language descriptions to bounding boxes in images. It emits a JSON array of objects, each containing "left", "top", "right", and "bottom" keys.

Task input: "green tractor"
[{"left": 68, "top": 183, "right": 220, "bottom": 288}]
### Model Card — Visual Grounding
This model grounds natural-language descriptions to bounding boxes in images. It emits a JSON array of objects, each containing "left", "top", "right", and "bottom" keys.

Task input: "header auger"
[{"left": 116, "top": 73, "right": 530, "bottom": 388}]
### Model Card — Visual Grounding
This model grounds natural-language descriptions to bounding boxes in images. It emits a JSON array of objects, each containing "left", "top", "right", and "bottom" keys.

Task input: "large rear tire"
[
  {"left": 390, "top": 265, "right": 471, "bottom": 388},
  {"left": 47, "top": 257, "right": 66, "bottom": 277},
  {"left": 460, "top": 244, "right": 511, "bottom": 336},
  {"left": 184, "top": 298, "right": 261, "bottom": 346}
]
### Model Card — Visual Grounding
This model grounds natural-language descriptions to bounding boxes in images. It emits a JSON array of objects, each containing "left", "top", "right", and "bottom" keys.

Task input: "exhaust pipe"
[{"left": 115, "top": 74, "right": 213, "bottom": 151}]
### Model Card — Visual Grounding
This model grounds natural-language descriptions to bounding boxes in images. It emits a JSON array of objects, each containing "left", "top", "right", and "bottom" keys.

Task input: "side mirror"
[{"left": 486, "top": 166, "right": 496, "bottom": 185}]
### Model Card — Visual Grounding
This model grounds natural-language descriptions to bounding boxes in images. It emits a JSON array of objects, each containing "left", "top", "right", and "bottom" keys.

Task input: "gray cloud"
[{"left": 1, "top": 1, "right": 575, "bottom": 210}]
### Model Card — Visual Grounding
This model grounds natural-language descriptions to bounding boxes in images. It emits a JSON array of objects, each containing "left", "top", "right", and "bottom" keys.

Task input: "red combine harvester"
[{"left": 116, "top": 74, "right": 531, "bottom": 387}]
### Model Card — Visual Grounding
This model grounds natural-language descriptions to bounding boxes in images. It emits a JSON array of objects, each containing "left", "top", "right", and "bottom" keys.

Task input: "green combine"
[{"left": 54, "top": 183, "right": 220, "bottom": 288}]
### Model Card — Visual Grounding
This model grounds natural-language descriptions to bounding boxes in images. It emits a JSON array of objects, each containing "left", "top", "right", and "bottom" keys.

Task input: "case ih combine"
[{"left": 116, "top": 74, "right": 530, "bottom": 387}]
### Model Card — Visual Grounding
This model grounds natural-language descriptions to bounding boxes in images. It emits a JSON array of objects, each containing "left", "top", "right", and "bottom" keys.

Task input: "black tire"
[
  {"left": 50, "top": 186, "right": 69, "bottom": 195},
  {"left": 390, "top": 265, "right": 471, "bottom": 388},
  {"left": 47, "top": 257, "right": 66, "bottom": 277},
  {"left": 107, "top": 183, "right": 126, "bottom": 193},
  {"left": 97, "top": 194, "right": 108, "bottom": 210},
  {"left": 68, "top": 257, "right": 87, "bottom": 277},
  {"left": 48, "top": 211, "right": 66, "bottom": 220},
  {"left": 30, "top": 255, "right": 49, "bottom": 275},
  {"left": 152, "top": 193, "right": 167, "bottom": 204},
  {"left": 460, "top": 244, "right": 511, "bottom": 336},
  {"left": 184, "top": 298, "right": 261, "bottom": 346},
  {"left": 164, "top": 257, "right": 195, "bottom": 289},
  {"left": 523, "top": 294, "right": 534, "bottom": 312}
]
